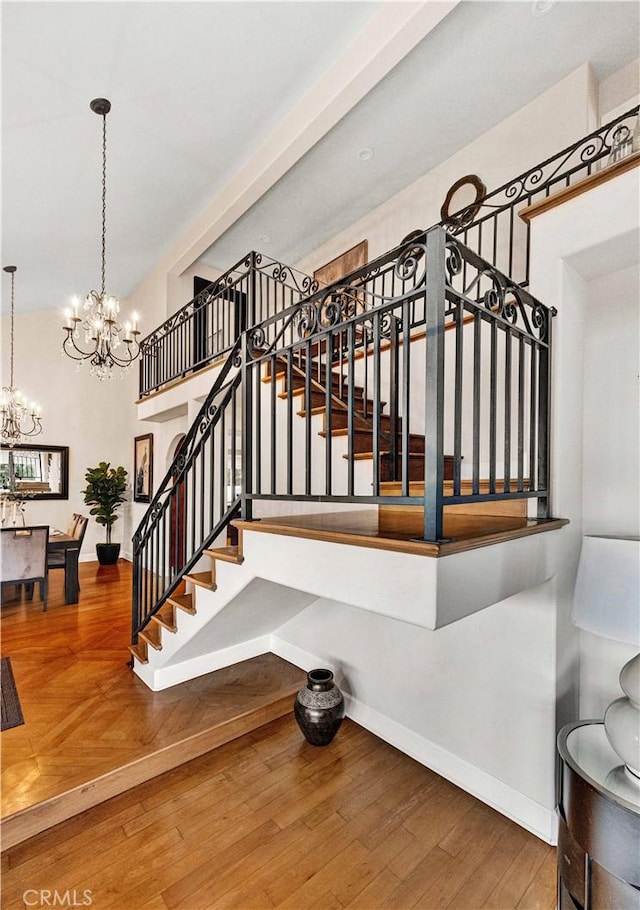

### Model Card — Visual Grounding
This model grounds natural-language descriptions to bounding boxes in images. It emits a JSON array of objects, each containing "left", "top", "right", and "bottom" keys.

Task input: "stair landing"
[{"left": 234, "top": 509, "right": 569, "bottom": 557}]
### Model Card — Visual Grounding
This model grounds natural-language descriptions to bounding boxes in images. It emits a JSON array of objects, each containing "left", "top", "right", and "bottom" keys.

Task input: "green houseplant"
[{"left": 82, "top": 462, "right": 128, "bottom": 565}]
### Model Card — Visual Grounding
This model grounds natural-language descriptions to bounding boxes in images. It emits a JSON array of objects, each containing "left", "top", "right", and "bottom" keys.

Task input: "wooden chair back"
[{"left": 73, "top": 515, "right": 89, "bottom": 550}]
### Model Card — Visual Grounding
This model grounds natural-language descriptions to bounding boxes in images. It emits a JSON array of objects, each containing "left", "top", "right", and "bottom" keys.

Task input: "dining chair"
[
  {"left": 0, "top": 526, "right": 49, "bottom": 611},
  {"left": 47, "top": 514, "right": 88, "bottom": 576}
]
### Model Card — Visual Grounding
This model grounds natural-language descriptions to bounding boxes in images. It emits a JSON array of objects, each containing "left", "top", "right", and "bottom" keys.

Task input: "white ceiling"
[{"left": 2, "top": 1, "right": 639, "bottom": 316}]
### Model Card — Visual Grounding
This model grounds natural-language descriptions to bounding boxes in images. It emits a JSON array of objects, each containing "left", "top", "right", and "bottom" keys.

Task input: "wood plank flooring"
[
  {"left": 0, "top": 561, "right": 305, "bottom": 846},
  {"left": 1, "top": 558, "right": 558, "bottom": 909},
  {"left": 1, "top": 715, "right": 557, "bottom": 909}
]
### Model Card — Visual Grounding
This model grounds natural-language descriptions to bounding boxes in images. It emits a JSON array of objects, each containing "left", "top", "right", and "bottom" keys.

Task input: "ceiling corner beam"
[{"left": 168, "top": 0, "right": 460, "bottom": 278}]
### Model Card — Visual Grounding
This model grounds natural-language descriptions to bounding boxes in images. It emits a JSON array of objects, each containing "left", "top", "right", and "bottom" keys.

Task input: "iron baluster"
[
  {"left": 388, "top": 315, "right": 400, "bottom": 483},
  {"left": 472, "top": 311, "right": 482, "bottom": 496},
  {"left": 423, "top": 228, "right": 447, "bottom": 542}
]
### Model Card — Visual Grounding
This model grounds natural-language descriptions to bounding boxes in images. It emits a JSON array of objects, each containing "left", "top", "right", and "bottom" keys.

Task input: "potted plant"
[{"left": 82, "top": 462, "right": 128, "bottom": 565}]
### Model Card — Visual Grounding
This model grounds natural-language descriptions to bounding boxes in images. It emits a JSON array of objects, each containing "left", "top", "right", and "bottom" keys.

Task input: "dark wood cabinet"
[{"left": 557, "top": 721, "right": 640, "bottom": 909}]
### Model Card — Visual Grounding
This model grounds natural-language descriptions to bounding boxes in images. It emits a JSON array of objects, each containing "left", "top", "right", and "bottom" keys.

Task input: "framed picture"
[{"left": 134, "top": 434, "right": 153, "bottom": 503}]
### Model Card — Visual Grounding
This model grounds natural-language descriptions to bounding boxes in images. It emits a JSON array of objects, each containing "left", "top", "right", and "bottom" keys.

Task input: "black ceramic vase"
[{"left": 294, "top": 668, "right": 345, "bottom": 746}]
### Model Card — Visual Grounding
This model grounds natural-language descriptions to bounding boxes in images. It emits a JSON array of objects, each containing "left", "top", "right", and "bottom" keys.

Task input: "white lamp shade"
[{"left": 572, "top": 536, "right": 640, "bottom": 646}]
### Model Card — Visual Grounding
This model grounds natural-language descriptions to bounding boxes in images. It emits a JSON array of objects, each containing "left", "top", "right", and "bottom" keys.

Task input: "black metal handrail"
[
  {"left": 138, "top": 252, "right": 318, "bottom": 397},
  {"left": 441, "top": 105, "right": 639, "bottom": 286}
]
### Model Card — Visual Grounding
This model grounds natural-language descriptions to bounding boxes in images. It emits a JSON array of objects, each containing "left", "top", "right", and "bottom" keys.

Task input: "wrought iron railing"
[
  {"left": 240, "top": 226, "right": 554, "bottom": 540},
  {"left": 138, "top": 252, "right": 317, "bottom": 397},
  {"left": 138, "top": 107, "right": 636, "bottom": 400},
  {"left": 442, "top": 105, "right": 639, "bottom": 286},
  {"left": 132, "top": 338, "right": 243, "bottom": 636},
  {"left": 132, "top": 226, "right": 555, "bottom": 641}
]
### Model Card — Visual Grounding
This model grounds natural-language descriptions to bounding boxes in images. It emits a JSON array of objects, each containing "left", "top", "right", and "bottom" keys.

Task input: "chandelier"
[
  {"left": 1, "top": 266, "right": 43, "bottom": 444},
  {"left": 62, "top": 99, "right": 140, "bottom": 379}
]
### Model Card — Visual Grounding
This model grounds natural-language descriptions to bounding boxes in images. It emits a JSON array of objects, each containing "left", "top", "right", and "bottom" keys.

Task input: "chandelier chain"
[
  {"left": 101, "top": 111, "right": 107, "bottom": 298},
  {"left": 9, "top": 269, "right": 15, "bottom": 387}
]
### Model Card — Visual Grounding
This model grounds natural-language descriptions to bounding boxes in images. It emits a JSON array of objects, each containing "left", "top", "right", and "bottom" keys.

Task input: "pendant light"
[
  {"left": 62, "top": 99, "right": 140, "bottom": 379},
  {"left": 1, "top": 265, "right": 43, "bottom": 444}
]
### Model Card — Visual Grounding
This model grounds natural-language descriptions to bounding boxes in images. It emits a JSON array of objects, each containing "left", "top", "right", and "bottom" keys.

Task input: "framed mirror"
[{"left": 0, "top": 444, "right": 69, "bottom": 500}]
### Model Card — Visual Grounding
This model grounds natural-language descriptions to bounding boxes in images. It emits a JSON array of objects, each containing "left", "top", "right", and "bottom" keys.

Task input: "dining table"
[{"left": 48, "top": 529, "right": 81, "bottom": 604}]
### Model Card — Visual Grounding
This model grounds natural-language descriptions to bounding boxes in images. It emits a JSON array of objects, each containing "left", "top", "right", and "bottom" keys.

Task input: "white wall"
[
  {"left": 528, "top": 166, "right": 640, "bottom": 727},
  {"left": 598, "top": 57, "right": 640, "bottom": 123},
  {"left": 579, "top": 262, "right": 640, "bottom": 717},
  {"left": 1, "top": 308, "right": 138, "bottom": 559},
  {"left": 295, "top": 65, "right": 596, "bottom": 277},
  {"left": 273, "top": 579, "right": 558, "bottom": 841}
]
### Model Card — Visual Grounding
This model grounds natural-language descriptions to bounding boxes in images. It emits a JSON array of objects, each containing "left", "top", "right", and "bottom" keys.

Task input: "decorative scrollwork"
[
  {"left": 503, "top": 299, "right": 518, "bottom": 325},
  {"left": 148, "top": 501, "right": 165, "bottom": 524},
  {"left": 272, "top": 264, "right": 288, "bottom": 284},
  {"left": 302, "top": 275, "right": 320, "bottom": 295},
  {"left": 483, "top": 287, "right": 502, "bottom": 312},
  {"left": 531, "top": 303, "right": 548, "bottom": 341},
  {"left": 247, "top": 326, "right": 266, "bottom": 359},
  {"left": 379, "top": 311, "right": 395, "bottom": 339},
  {"left": 445, "top": 242, "right": 463, "bottom": 279},
  {"left": 199, "top": 403, "right": 219, "bottom": 435},
  {"left": 295, "top": 302, "right": 318, "bottom": 339},
  {"left": 319, "top": 293, "right": 344, "bottom": 329},
  {"left": 395, "top": 242, "right": 427, "bottom": 284}
]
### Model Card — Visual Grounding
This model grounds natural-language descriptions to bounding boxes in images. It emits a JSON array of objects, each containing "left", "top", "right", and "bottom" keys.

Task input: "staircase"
[
  {"left": 266, "top": 352, "right": 454, "bottom": 483},
  {"left": 130, "top": 538, "right": 245, "bottom": 666},
  {"left": 131, "top": 225, "right": 557, "bottom": 667}
]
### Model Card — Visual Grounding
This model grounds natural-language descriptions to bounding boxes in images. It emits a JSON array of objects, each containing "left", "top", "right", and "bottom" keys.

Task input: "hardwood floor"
[
  {"left": 1, "top": 715, "right": 557, "bottom": 909},
  {"left": 0, "top": 561, "right": 305, "bottom": 846},
  {"left": 1, "top": 559, "right": 557, "bottom": 909}
]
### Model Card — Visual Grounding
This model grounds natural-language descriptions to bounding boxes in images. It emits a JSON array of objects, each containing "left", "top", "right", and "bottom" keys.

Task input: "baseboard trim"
[
  {"left": 270, "top": 635, "right": 558, "bottom": 845},
  {"left": 142, "top": 635, "right": 272, "bottom": 691}
]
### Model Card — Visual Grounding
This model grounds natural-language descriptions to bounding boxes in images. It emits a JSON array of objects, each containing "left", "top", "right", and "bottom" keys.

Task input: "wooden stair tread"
[
  {"left": 167, "top": 592, "right": 196, "bottom": 614},
  {"left": 139, "top": 626, "right": 162, "bottom": 651},
  {"left": 185, "top": 571, "right": 216, "bottom": 591},
  {"left": 128, "top": 642, "right": 149, "bottom": 665},
  {"left": 203, "top": 545, "right": 244, "bottom": 565},
  {"left": 151, "top": 603, "right": 177, "bottom": 633},
  {"left": 349, "top": 450, "right": 428, "bottom": 461}
]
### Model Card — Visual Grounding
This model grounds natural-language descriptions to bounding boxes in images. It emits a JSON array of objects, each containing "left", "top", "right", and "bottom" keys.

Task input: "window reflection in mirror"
[{"left": 0, "top": 444, "right": 69, "bottom": 500}]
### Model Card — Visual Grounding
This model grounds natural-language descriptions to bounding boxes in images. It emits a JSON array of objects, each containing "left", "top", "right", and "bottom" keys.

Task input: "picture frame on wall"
[{"left": 134, "top": 434, "right": 153, "bottom": 503}]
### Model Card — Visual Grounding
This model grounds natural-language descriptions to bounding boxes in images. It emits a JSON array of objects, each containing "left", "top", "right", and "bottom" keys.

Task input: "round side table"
[{"left": 557, "top": 720, "right": 640, "bottom": 909}]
